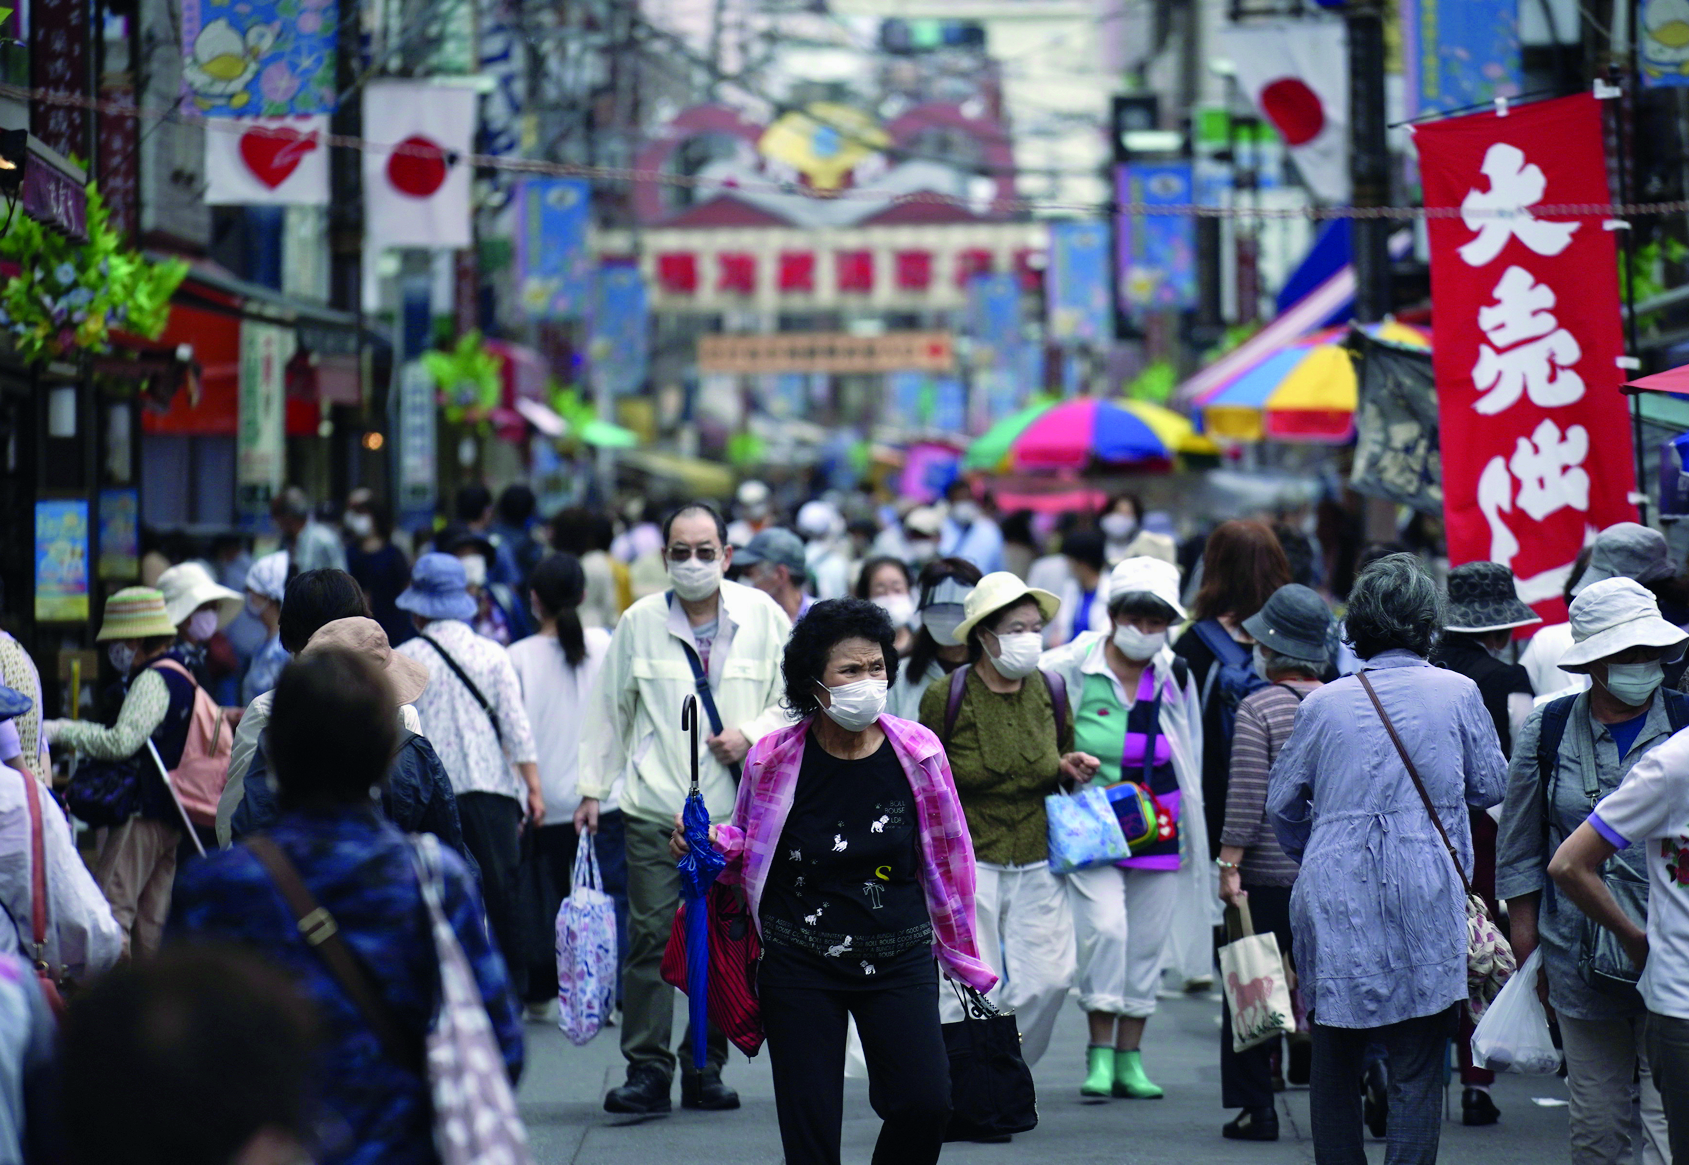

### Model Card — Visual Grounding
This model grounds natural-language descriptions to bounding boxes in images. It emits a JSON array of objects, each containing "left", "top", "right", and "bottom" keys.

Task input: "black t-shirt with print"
[{"left": 759, "top": 731, "right": 933, "bottom": 988}]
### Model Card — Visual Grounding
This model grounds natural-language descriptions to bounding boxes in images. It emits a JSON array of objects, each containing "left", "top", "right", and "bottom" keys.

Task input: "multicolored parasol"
[
  {"left": 1197, "top": 321, "right": 1431, "bottom": 444},
  {"left": 1009, "top": 397, "right": 1216, "bottom": 471},
  {"left": 961, "top": 397, "right": 1060, "bottom": 471}
]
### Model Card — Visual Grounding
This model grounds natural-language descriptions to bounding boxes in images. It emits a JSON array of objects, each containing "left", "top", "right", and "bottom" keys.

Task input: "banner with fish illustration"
[{"left": 180, "top": 0, "right": 338, "bottom": 117}]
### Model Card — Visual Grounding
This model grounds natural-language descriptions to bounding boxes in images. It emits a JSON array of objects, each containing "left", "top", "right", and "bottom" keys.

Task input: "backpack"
[
  {"left": 149, "top": 658, "right": 232, "bottom": 827},
  {"left": 942, "top": 665, "right": 1068, "bottom": 746},
  {"left": 1190, "top": 620, "right": 1269, "bottom": 757}
]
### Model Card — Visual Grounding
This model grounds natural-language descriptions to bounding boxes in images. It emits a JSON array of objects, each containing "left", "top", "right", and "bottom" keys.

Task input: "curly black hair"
[{"left": 782, "top": 598, "right": 900, "bottom": 719}]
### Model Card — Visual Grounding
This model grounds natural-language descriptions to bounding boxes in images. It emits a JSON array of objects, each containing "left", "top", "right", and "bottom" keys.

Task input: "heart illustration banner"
[{"left": 205, "top": 116, "right": 330, "bottom": 205}]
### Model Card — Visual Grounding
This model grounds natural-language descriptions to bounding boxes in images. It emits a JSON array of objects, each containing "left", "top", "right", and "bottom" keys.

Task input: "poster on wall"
[
  {"left": 35, "top": 500, "right": 89, "bottom": 623},
  {"left": 236, "top": 321, "right": 292, "bottom": 527},
  {"left": 1418, "top": 93, "right": 1633, "bottom": 624},
  {"left": 98, "top": 489, "right": 140, "bottom": 581}
]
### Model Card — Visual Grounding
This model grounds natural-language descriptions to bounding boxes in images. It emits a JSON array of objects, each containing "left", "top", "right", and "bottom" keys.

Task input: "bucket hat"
[
  {"left": 302, "top": 616, "right": 430, "bottom": 706},
  {"left": 156, "top": 561, "right": 244, "bottom": 630},
  {"left": 1243, "top": 583, "right": 1334, "bottom": 664},
  {"left": 1572, "top": 523, "right": 1675, "bottom": 597},
  {"left": 396, "top": 553, "right": 478, "bottom": 623},
  {"left": 904, "top": 506, "right": 944, "bottom": 537},
  {"left": 95, "top": 587, "right": 179, "bottom": 642},
  {"left": 953, "top": 572, "right": 1061, "bottom": 643},
  {"left": 1557, "top": 577, "right": 1689, "bottom": 672},
  {"left": 245, "top": 551, "right": 290, "bottom": 603},
  {"left": 1107, "top": 556, "right": 1187, "bottom": 621},
  {"left": 1444, "top": 561, "right": 1543, "bottom": 634}
]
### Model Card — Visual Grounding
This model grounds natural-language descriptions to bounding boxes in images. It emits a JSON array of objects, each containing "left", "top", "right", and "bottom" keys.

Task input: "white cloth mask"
[
  {"left": 923, "top": 604, "right": 966, "bottom": 646},
  {"left": 1252, "top": 644, "right": 1272, "bottom": 681},
  {"left": 107, "top": 642, "right": 137, "bottom": 675},
  {"left": 1100, "top": 513, "right": 1136, "bottom": 540},
  {"left": 185, "top": 608, "right": 220, "bottom": 643},
  {"left": 873, "top": 593, "right": 917, "bottom": 628},
  {"left": 345, "top": 511, "right": 374, "bottom": 538},
  {"left": 669, "top": 557, "right": 723, "bottom": 603},
  {"left": 1603, "top": 659, "right": 1664, "bottom": 707},
  {"left": 988, "top": 631, "right": 1044, "bottom": 680},
  {"left": 1112, "top": 623, "right": 1167, "bottom": 662},
  {"left": 458, "top": 555, "right": 488, "bottom": 589},
  {"left": 817, "top": 678, "right": 887, "bottom": 732}
]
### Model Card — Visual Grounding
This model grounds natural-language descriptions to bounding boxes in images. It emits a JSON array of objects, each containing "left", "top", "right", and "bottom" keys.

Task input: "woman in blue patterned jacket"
[{"left": 170, "top": 648, "right": 522, "bottom": 1165}]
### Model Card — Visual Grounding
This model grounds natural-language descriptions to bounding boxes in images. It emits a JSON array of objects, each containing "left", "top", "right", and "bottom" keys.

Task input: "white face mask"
[
  {"left": 907, "top": 538, "right": 938, "bottom": 565},
  {"left": 1101, "top": 512, "right": 1136, "bottom": 541},
  {"left": 1112, "top": 623, "right": 1167, "bottom": 662},
  {"left": 988, "top": 630, "right": 1044, "bottom": 680},
  {"left": 1252, "top": 644, "right": 1272, "bottom": 681},
  {"left": 246, "top": 593, "right": 272, "bottom": 619},
  {"left": 107, "top": 642, "right": 137, "bottom": 675},
  {"left": 669, "top": 556, "right": 724, "bottom": 603},
  {"left": 185, "top": 608, "right": 220, "bottom": 644},
  {"left": 873, "top": 593, "right": 916, "bottom": 628},
  {"left": 817, "top": 677, "right": 888, "bottom": 732},
  {"left": 345, "top": 511, "right": 374, "bottom": 538},
  {"left": 951, "top": 501, "right": 981, "bottom": 526},
  {"left": 458, "top": 555, "right": 488, "bottom": 589},
  {"left": 1602, "top": 660, "right": 1664, "bottom": 707},
  {"left": 923, "top": 604, "right": 966, "bottom": 646}
]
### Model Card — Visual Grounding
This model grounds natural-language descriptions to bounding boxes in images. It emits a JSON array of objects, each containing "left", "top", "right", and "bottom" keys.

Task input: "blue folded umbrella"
[{"left": 676, "top": 696, "right": 726, "bottom": 1071}]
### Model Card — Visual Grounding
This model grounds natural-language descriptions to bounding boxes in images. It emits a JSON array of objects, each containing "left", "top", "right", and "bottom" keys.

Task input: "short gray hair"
[
  {"left": 1344, "top": 552, "right": 1444, "bottom": 659},
  {"left": 1259, "top": 645, "right": 1325, "bottom": 679}
]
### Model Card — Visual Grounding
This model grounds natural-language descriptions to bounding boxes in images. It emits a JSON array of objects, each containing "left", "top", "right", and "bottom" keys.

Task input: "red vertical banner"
[
  {"left": 1418, "top": 93, "right": 1635, "bottom": 623},
  {"left": 31, "top": 0, "right": 89, "bottom": 162}
]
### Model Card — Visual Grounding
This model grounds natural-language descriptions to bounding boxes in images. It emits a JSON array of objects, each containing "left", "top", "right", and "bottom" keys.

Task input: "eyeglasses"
[{"left": 667, "top": 545, "right": 721, "bottom": 563}]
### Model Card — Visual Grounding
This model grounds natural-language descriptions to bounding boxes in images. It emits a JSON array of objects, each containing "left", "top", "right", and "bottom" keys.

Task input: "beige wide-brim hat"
[
  {"left": 302, "top": 616, "right": 430, "bottom": 706},
  {"left": 157, "top": 561, "right": 244, "bottom": 629},
  {"left": 1558, "top": 577, "right": 1689, "bottom": 673},
  {"left": 953, "top": 572, "right": 1061, "bottom": 643}
]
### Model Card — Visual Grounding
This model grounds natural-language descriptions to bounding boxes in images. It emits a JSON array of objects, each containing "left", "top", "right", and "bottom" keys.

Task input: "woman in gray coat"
[{"left": 1267, "top": 554, "right": 1507, "bottom": 1164}]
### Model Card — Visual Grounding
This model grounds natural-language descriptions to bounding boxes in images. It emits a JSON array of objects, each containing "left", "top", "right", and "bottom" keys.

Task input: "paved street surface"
[{"left": 517, "top": 988, "right": 1574, "bottom": 1164}]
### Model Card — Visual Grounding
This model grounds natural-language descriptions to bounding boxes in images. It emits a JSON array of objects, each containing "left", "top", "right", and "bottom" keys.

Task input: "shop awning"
[{"left": 1624, "top": 364, "right": 1689, "bottom": 397}]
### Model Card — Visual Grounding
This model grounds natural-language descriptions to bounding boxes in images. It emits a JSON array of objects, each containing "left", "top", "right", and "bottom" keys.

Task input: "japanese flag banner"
[
  {"left": 362, "top": 80, "right": 476, "bottom": 250},
  {"left": 1211, "top": 20, "right": 1349, "bottom": 204},
  {"left": 204, "top": 117, "right": 330, "bottom": 205},
  {"left": 1417, "top": 93, "right": 1636, "bottom": 623}
]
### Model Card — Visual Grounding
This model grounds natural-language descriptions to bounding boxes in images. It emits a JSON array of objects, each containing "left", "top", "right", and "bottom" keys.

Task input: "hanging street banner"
[
  {"left": 1115, "top": 162, "right": 1198, "bottom": 315},
  {"left": 205, "top": 117, "right": 331, "bottom": 204},
  {"left": 236, "top": 320, "right": 294, "bottom": 527},
  {"left": 515, "top": 178, "right": 593, "bottom": 321},
  {"left": 1400, "top": 0, "right": 1521, "bottom": 117},
  {"left": 362, "top": 81, "right": 476, "bottom": 249},
  {"left": 1418, "top": 93, "right": 1634, "bottom": 623},
  {"left": 180, "top": 0, "right": 337, "bottom": 117},
  {"left": 1641, "top": 0, "right": 1689, "bottom": 86},
  {"left": 1048, "top": 220, "right": 1111, "bottom": 343},
  {"left": 590, "top": 265, "right": 650, "bottom": 399}
]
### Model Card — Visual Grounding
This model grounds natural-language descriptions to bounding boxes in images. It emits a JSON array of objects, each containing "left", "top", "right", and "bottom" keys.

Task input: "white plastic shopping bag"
[
  {"left": 1471, "top": 948, "right": 1560, "bottom": 1074},
  {"left": 556, "top": 837, "right": 619, "bottom": 1046},
  {"left": 1219, "top": 901, "right": 1295, "bottom": 1054}
]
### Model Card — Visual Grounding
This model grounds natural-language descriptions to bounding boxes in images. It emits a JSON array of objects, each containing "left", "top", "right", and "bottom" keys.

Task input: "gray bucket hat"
[
  {"left": 1242, "top": 583, "right": 1334, "bottom": 664},
  {"left": 1444, "top": 561, "right": 1542, "bottom": 634},
  {"left": 1572, "top": 523, "right": 1675, "bottom": 597}
]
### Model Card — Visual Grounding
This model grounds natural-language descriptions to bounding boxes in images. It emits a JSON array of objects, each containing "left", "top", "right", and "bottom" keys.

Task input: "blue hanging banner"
[
  {"left": 181, "top": 0, "right": 338, "bottom": 116},
  {"left": 516, "top": 179, "right": 593, "bottom": 321},
  {"left": 1114, "top": 162, "right": 1197, "bottom": 313},
  {"left": 590, "top": 265, "right": 649, "bottom": 399},
  {"left": 1048, "top": 220, "right": 1110, "bottom": 343},
  {"left": 1641, "top": 0, "right": 1689, "bottom": 87},
  {"left": 968, "top": 273, "right": 1022, "bottom": 370},
  {"left": 1400, "top": 0, "right": 1521, "bottom": 116}
]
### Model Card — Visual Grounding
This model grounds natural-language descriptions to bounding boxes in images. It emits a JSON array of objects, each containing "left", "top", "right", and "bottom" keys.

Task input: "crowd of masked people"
[{"left": 0, "top": 473, "right": 1687, "bottom": 1165}]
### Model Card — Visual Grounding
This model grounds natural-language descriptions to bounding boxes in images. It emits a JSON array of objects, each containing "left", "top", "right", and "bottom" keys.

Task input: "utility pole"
[{"left": 1347, "top": 0, "right": 1390, "bottom": 325}]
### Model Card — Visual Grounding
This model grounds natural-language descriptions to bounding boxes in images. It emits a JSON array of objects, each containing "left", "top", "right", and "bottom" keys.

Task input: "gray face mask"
[{"left": 1602, "top": 659, "right": 1664, "bottom": 707}]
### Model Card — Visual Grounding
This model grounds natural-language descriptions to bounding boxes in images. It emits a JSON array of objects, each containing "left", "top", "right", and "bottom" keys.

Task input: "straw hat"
[
  {"left": 302, "top": 617, "right": 430, "bottom": 706},
  {"left": 952, "top": 572, "right": 1061, "bottom": 643},
  {"left": 157, "top": 561, "right": 243, "bottom": 629},
  {"left": 96, "top": 587, "right": 180, "bottom": 642}
]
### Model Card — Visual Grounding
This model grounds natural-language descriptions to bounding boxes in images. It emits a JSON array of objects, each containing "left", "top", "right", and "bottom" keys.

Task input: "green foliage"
[
  {"left": 426, "top": 330, "right": 502, "bottom": 424},
  {"left": 546, "top": 379, "right": 637, "bottom": 448},
  {"left": 1125, "top": 360, "right": 1175, "bottom": 404},
  {"left": 0, "top": 183, "right": 187, "bottom": 364},
  {"left": 1623, "top": 237, "right": 1689, "bottom": 315}
]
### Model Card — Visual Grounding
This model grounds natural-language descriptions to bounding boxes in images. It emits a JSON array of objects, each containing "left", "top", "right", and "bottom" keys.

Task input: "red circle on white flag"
[
  {"left": 388, "top": 135, "right": 448, "bottom": 197},
  {"left": 1259, "top": 78, "right": 1325, "bottom": 146}
]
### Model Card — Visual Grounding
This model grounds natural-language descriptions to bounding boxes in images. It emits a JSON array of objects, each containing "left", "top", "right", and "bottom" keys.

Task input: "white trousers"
[
  {"left": 938, "top": 861, "right": 1075, "bottom": 1066},
  {"left": 1066, "top": 864, "right": 1179, "bottom": 1018},
  {"left": 1559, "top": 1012, "right": 1670, "bottom": 1165}
]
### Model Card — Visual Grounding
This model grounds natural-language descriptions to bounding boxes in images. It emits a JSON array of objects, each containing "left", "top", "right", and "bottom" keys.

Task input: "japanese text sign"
[{"left": 1418, "top": 93, "right": 1635, "bottom": 621}]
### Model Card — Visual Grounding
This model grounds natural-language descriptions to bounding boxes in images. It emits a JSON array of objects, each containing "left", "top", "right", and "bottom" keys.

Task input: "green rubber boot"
[
  {"left": 1112, "top": 1049, "right": 1164, "bottom": 1099},
  {"left": 1080, "top": 1045, "right": 1115, "bottom": 1098}
]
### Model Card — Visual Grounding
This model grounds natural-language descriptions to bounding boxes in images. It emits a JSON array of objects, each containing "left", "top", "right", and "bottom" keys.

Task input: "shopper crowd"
[{"left": 4, "top": 479, "right": 1689, "bottom": 1165}]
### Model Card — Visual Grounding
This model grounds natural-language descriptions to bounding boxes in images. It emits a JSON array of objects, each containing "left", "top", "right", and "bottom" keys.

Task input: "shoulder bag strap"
[
  {"left": 417, "top": 634, "right": 502, "bottom": 746},
  {"left": 1193, "top": 619, "right": 1250, "bottom": 667},
  {"left": 942, "top": 665, "right": 971, "bottom": 746},
  {"left": 1274, "top": 682, "right": 1309, "bottom": 703},
  {"left": 667, "top": 600, "right": 740, "bottom": 781},
  {"left": 1356, "top": 670, "right": 1475, "bottom": 900},
  {"left": 1041, "top": 668, "right": 1069, "bottom": 744},
  {"left": 19, "top": 770, "right": 46, "bottom": 969},
  {"left": 1665, "top": 689, "right": 1689, "bottom": 735},
  {"left": 245, "top": 835, "right": 423, "bottom": 1075}
]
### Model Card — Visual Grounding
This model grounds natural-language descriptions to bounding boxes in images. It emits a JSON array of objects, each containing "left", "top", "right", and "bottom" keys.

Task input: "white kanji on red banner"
[{"left": 1471, "top": 266, "right": 1585, "bottom": 414}]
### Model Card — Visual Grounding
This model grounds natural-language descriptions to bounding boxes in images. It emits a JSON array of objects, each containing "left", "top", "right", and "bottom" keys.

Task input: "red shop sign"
[{"left": 1417, "top": 92, "right": 1635, "bottom": 623}]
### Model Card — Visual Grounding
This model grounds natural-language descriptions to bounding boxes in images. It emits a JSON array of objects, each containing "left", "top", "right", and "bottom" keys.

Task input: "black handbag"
[
  {"left": 941, "top": 981, "right": 1037, "bottom": 1142},
  {"left": 64, "top": 757, "right": 142, "bottom": 828}
]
